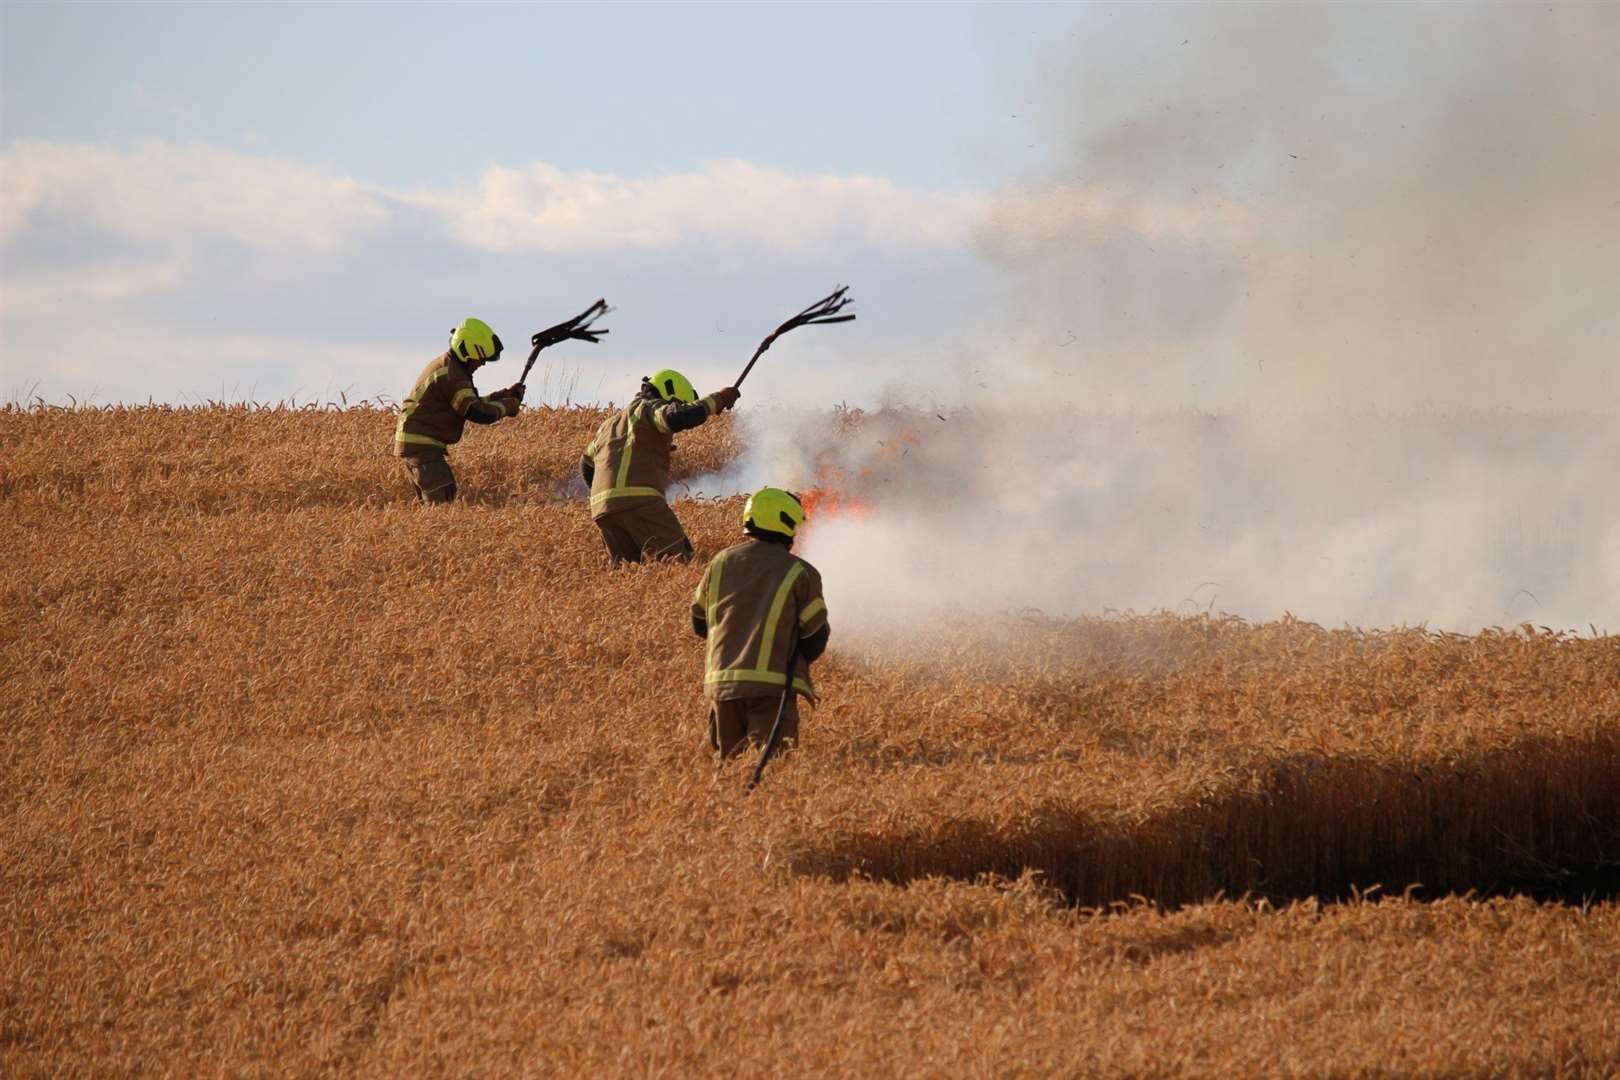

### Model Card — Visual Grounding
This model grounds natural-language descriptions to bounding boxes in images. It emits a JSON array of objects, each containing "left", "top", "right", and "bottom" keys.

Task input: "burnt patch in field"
[{"left": 788, "top": 731, "right": 1620, "bottom": 910}]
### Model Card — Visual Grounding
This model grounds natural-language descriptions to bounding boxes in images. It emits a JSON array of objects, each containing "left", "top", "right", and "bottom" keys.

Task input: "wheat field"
[{"left": 3, "top": 404, "right": 1618, "bottom": 1076}]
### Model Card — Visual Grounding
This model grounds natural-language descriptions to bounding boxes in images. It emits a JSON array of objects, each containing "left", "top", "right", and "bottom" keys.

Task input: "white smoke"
[
  {"left": 694, "top": 408, "right": 1618, "bottom": 634},
  {"left": 695, "top": 5, "right": 1620, "bottom": 636}
]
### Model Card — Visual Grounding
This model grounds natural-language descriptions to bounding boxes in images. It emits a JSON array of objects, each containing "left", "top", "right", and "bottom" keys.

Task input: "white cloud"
[
  {"left": 1, "top": 140, "right": 984, "bottom": 260},
  {"left": 0, "top": 138, "right": 1004, "bottom": 404},
  {"left": 1, "top": 139, "right": 388, "bottom": 252},
  {"left": 425, "top": 159, "right": 984, "bottom": 254}
]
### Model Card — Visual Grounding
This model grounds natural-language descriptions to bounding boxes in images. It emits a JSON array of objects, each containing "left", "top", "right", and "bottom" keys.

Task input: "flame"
[
  {"left": 795, "top": 425, "right": 922, "bottom": 540},
  {"left": 799, "top": 485, "right": 872, "bottom": 527},
  {"left": 797, "top": 458, "right": 871, "bottom": 540}
]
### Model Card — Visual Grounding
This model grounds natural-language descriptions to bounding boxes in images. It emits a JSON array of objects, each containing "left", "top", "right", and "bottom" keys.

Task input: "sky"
[
  {"left": 2, "top": 1, "right": 1616, "bottom": 412},
  {"left": 1, "top": 1, "right": 1048, "bottom": 405}
]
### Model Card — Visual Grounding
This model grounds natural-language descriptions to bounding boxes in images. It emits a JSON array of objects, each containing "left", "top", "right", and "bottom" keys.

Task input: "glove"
[
  {"left": 505, "top": 383, "right": 526, "bottom": 403},
  {"left": 712, "top": 386, "right": 741, "bottom": 413},
  {"left": 499, "top": 394, "right": 522, "bottom": 417}
]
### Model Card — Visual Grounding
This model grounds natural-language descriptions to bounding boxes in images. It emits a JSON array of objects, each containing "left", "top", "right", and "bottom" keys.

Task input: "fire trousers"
[
  {"left": 709, "top": 695, "right": 800, "bottom": 759},
  {"left": 594, "top": 500, "right": 693, "bottom": 565},
  {"left": 402, "top": 453, "right": 456, "bottom": 504}
]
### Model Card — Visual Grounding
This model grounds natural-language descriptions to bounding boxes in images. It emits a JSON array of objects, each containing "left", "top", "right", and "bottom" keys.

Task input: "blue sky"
[
  {"left": 3, "top": 2, "right": 1035, "bottom": 189},
  {"left": 3, "top": 2, "right": 1616, "bottom": 410}
]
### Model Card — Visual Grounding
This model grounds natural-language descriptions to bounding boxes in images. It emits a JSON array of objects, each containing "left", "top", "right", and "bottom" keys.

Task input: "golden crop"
[{"left": 2, "top": 405, "right": 1617, "bottom": 1076}]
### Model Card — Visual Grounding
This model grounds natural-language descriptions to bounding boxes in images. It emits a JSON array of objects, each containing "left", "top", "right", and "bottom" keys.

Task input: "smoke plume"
[
  {"left": 977, "top": 3, "right": 1619, "bottom": 412},
  {"left": 700, "top": 4, "right": 1620, "bottom": 634}
]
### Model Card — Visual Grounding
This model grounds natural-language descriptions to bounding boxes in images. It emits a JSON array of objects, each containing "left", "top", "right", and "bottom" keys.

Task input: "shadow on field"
[{"left": 788, "top": 730, "right": 1620, "bottom": 910}]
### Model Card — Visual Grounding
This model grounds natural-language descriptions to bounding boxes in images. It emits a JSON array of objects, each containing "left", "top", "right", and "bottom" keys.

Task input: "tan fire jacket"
[
  {"left": 583, "top": 392, "right": 726, "bottom": 518},
  {"left": 393, "top": 352, "right": 514, "bottom": 457},
  {"left": 691, "top": 538, "right": 829, "bottom": 702}
]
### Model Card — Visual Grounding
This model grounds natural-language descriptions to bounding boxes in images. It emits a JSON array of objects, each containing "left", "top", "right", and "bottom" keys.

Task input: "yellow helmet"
[
  {"left": 743, "top": 487, "right": 806, "bottom": 540},
  {"left": 450, "top": 317, "right": 504, "bottom": 363},
  {"left": 646, "top": 368, "right": 697, "bottom": 404}
]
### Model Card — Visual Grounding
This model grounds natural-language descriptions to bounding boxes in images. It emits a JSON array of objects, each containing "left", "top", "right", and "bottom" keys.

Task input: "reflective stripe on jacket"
[
  {"left": 691, "top": 538, "right": 830, "bottom": 702},
  {"left": 584, "top": 393, "right": 723, "bottom": 517},
  {"left": 393, "top": 351, "right": 511, "bottom": 457}
]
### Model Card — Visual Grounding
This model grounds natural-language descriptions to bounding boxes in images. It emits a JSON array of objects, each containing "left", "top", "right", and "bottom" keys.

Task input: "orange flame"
[
  {"left": 793, "top": 426, "right": 922, "bottom": 540},
  {"left": 799, "top": 485, "right": 872, "bottom": 530}
]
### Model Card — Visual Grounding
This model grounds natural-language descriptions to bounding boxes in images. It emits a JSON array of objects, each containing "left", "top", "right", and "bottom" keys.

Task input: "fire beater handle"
[
  {"left": 746, "top": 649, "right": 798, "bottom": 793},
  {"left": 733, "top": 286, "right": 856, "bottom": 389}
]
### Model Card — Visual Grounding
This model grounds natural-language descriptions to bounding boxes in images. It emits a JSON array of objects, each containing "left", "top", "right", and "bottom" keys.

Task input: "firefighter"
[
  {"left": 393, "top": 318, "right": 523, "bottom": 503},
  {"left": 690, "top": 488, "right": 830, "bottom": 758},
  {"left": 580, "top": 370, "right": 739, "bottom": 563}
]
